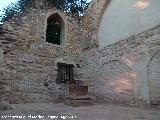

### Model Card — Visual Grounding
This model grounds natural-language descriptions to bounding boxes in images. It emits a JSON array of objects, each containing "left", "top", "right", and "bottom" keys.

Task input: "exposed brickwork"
[
  {"left": 1, "top": 0, "right": 160, "bottom": 109},
  {"left": 0, "top": 8, "right": 85, "bottom": 107},
  {"left": 78, "top": 24, "right": 160, "bottom": 106}
]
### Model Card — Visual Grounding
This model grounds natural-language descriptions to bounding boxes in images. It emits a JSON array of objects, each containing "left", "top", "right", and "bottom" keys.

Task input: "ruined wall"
[
  {"left": 1, "top": 0, "right": 160, "bottom": 108},
  {"left": 80, "top": 24, "right": 160, "bottom": 106},
  {"left": 79, "top": 0, "right": 160, "bottom": 106},
  {"left": 0, "top": 8, "right": 84, "bottom": 105},
  {"left": 80, "top": 0, "right": 110, "bottom": 50}
]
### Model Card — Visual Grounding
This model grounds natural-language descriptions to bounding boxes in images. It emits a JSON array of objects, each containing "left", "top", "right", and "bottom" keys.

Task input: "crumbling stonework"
[
  {"left": 80, "top": 0, "right": 111, "bottom": 49},
  {"left": 0, "top": 7, "right": 85, "bottom": 107},
  {"left": 77, "top": 0, "right": 160, "bottom": 106},
  {"left": 79, "top": 26, "right": 160, "bottom": 106},
  {"left": 0, "top": 0, "right": 160, "bottom": 109}
]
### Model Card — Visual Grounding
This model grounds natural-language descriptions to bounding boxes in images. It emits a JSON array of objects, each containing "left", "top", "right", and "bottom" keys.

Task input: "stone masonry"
[
  {"left": 1, "top": 0, "right": 160, "bottom": 109},
  {"left": 0, "top": 7, "right": 85, "bottom": 107}
]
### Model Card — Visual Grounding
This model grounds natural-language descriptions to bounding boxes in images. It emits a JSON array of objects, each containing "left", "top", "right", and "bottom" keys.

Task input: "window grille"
[{"left": 56, "top": 63, "right": 74, "bottom": 84}]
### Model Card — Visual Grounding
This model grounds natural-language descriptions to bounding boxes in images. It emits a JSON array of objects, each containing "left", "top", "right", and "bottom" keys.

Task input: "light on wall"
[{"left": 133, "top": 0, "right": 149, "bottom": 9}]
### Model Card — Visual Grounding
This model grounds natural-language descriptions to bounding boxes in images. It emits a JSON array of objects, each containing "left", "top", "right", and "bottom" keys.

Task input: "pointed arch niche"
[{"left": 46, "top": 13, "right": 65, "bottom": 45}]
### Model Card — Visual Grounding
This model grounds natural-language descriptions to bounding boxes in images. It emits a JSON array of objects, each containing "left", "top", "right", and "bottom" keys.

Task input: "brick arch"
[
  {"left": 147, "top": 49, "right": 160, "bottom": 105},
  {"left": 97, "top": 0, "right": 112, "bottom": 29},
  {"left": 81, "top": 0, "right": 112, "bottom": 49},
  {"left": 96, "top": 0, "right": 114, "bottom": 48},
  {"left": 45, "top": 10, "right": 66, "bottom": 23}
]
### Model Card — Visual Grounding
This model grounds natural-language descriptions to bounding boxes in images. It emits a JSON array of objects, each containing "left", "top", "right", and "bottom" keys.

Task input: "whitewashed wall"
[{"left": 98, "top": 0, "right": 160, "bottom": 48}]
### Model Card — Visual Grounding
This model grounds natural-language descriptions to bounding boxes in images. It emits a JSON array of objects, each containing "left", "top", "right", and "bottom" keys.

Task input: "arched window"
[{"left": 46, "top": 13, "right": 65, "bottom": 45}]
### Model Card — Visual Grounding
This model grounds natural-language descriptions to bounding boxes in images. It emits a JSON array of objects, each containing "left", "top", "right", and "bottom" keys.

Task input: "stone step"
[
  {"left": 0, "top": 91, "right": 9, "bottom": 94},
  {"left": 64, "top": 97, "right": 93, "bottom": 107},
  {"left": 66, "top": 96, "right": 91, "bottom": 100}
]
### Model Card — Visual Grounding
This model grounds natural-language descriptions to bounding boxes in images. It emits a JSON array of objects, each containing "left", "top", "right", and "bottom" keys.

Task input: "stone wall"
[
  {"left": 80, "top": 0, "right": 111, "bottom": 50},
  {"left": 80, "top": 22, "right": 160, "bottom": 106},
  {"left": 74, "top": 0, "right": 160, "bottom": 106},
  {"left": 1, "top": 0, "right": 160, "bottom": 108},
  {"left": 0, "top": 7, "right": 84, "bottom": 106}
]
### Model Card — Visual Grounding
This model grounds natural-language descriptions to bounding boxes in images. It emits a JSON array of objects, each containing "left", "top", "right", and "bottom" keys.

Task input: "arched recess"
[
  {"left": 95, "top": 60, "right": 135, "bottom": 105},
  {"left": 148, "top": 50, "right": 160, "bottom": 105},
  {"left": 46, "top": 13, "right": 65, "bottom": 45}
]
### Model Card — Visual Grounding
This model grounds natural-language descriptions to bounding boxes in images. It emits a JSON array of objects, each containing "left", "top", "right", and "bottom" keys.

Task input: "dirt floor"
[{"left": 0, "top": 103, "right": 160, "bottom": 120}]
